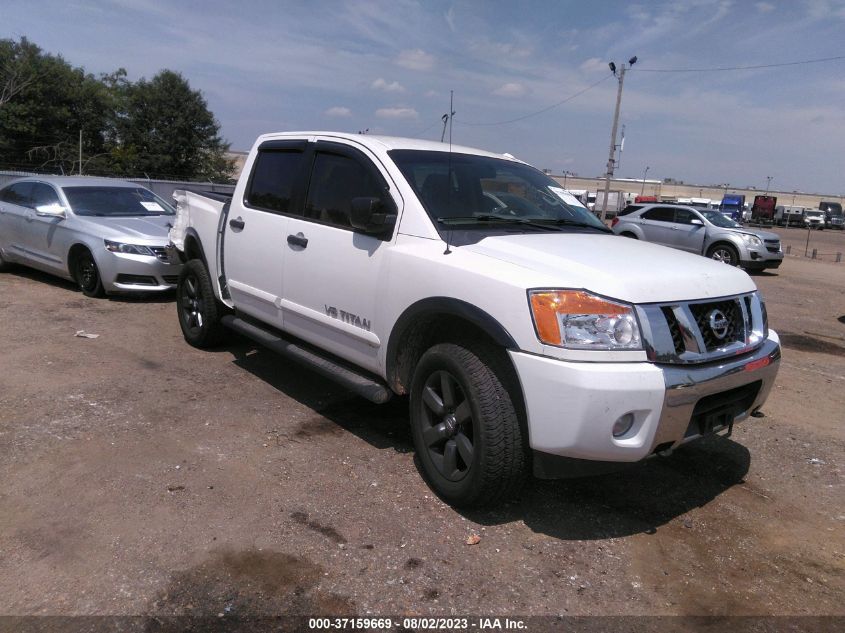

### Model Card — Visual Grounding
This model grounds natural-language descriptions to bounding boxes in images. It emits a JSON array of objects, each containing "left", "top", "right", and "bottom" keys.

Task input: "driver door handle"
[
  {"left": 287, "top": 233, "right": 308, "bottom": 248},
  {"left": 229, "top": 216, "right": 245, "bottom": 230}
]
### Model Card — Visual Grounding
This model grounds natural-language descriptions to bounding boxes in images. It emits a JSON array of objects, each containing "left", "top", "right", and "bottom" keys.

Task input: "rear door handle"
[
  {"left": 287, "top": 233, "right": 308, "bottom": 248},
  {"left": 229, "top": 216, "right": 245, "bottom": 230}
]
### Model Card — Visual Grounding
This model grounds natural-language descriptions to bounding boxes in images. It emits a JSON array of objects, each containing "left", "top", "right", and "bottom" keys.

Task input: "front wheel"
[
  {"left": 409, "top": 342, "right": 526, "bottom": 507},
  {"left": 707, "top": 243, "right": 740, "bottom": 266},
  {"left": 75, "top": 249, "right": 105, "bottom": 297},
  {"left": 177, "top": 259, "right": 227, "bottom": 348}
]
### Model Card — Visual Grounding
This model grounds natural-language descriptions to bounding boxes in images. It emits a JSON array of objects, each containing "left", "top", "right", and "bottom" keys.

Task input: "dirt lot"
[{"left": 0, "top": 251, "right": 843, "bottom": 625}]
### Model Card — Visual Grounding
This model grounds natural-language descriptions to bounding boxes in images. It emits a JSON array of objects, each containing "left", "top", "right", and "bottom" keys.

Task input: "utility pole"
[
  {"left": 640, "top": 165, "right": 649, "bottom": 196},
  {"left": 78, "top": 129, "right": 83, "bottom": 176},
  {"left": 600, "top": 56, "right": 637, "bottom": 222},
  {"left": 765, "top": 175, "right": 772, "bottom": 194}
]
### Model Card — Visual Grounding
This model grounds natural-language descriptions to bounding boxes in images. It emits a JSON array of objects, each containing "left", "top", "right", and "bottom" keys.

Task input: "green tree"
[
  {"left": 117, "top": 70, "right": 233, "bottom": 180},
  {"left": 0, "top": 37, "right": 111, "bottom": 174}
]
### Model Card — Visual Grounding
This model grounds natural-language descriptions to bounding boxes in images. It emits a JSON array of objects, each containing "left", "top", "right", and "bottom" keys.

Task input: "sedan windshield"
[
  {"left": 62, "top": 186, "right": 175, "bottom": 217},
  {"left": 703, "top": 210, "right": 742, "bottom": 228},
  {"left": 389, "top": 150, "right": 609, "bottom": 233}
]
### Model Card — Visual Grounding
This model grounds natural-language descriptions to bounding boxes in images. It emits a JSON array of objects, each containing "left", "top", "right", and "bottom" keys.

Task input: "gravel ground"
[{"left": 0, "top": 252, "right": 842, "bottom": 625}]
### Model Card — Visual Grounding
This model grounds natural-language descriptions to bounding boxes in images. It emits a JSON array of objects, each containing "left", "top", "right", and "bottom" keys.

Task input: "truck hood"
[
  {"left": 73, "top": 215, "right": 174, "bottom": 243},
  {"left": 463, "top": 232, "right": 756, "bottom": 303}
]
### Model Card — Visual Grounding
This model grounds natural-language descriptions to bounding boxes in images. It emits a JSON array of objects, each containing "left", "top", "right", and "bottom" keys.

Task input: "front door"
[
  {"left": 223, "top": 140, "right": 308, "bottom": 328},
  {"left": 670, "top": 208, "right": 707, "bottom": 253},
  {"left": 282, "top": 141, "right": 398, "bottom": 373}
]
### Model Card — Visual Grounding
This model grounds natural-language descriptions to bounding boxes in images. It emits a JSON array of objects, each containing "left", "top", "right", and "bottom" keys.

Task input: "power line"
[
  {"left": 634, "top": 54, "right": 845, "bottom": 73},
  {"left": 456, "top": 74, "right": 612, "bottom": 127}
]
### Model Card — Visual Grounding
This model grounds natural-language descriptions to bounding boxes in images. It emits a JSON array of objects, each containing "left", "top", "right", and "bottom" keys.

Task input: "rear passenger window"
[
  {"left": 303, "top": 152, "right": 384, "bottom": 229},
  {"left": 0, "top": 182, "right": 34, "bottom": 206},
  {"left": 642, "top": 207, "right": 675, "bottom": 222},
  {"left": 246, "top": 150, "right": 304, "bottom": 213}
]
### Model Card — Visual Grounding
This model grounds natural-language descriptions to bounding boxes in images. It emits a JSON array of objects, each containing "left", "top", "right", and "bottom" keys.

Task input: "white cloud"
[
  {"left": 395, "top": 48, "right": 435, "bottom": 71},
  {"left": 375, "top": 107, "right": 419, "bottom": 119},
  {"left": 579, "top": 57, "right": 606, "bottom": 73},
  {"left": 324, "top": 106, "right": 352, "bottom": 117},
  {"left": 445, "top": 5, "right": 455, "bottom": 32},
  {"left": 372, "top": 78, "right": 405, "bottom": 93},
  {"left": 424, "top": 89, "right": 439, "bottom": 98},
  {"left": 493, "top": 82, "right": 527, "bottom": 97},
  {"left": 755, "top": 1, "right": 775, "bottom": 11}
]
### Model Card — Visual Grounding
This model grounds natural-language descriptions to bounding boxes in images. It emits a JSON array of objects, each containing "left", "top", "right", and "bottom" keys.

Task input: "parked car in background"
[
  {"left": 819, "top": 201, "right": 844, "bottom": 230},
  {"left": 803, "top": 209, "right": 826, "bottom": 230},
  {"left": 0, "top": 176, "right": 181, "bottom": 296},
  {"left": 612, "top": 204, "right": 783, "bottom": 270}
]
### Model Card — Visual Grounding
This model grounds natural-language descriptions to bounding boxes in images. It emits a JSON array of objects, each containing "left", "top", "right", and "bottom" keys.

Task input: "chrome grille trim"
[{"left": 636, "top": 292, "right": 766, "bottom": 365}]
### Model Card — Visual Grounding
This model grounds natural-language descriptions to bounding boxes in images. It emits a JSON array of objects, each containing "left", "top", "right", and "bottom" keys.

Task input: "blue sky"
[{"left": 3, "top": 0, "right": 845, "bottom": 193}]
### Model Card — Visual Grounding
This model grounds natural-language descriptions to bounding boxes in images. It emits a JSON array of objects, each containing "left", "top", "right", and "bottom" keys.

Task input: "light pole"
[
  {"left": 640, "top": 166, "right": 649, "bottom": 196},
  {"left": 765, "top": 176, "right": 772, "bottom": 194},
  {"left": 600, "top": 55, "right": 637, "bottom": 221}
]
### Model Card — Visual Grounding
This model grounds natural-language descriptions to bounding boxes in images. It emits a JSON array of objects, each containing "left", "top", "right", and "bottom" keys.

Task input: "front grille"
[
  {"left": 639, "top": 292, "right": 764, "bottom": 364},
  {"left": 662, "top": 307, "right": 684, "bottom": 355},
  {"left": 150, "top": 246, "right": 170, "bottom": 262},
  {"left": 689, "top": 300, "right": 744, "bottom": 351},
  {"left": 765, "top": 239, "right": 780, "bottom": 253},
  {"left": 162, "top": 275, "right": 179, "bottom": 285}
]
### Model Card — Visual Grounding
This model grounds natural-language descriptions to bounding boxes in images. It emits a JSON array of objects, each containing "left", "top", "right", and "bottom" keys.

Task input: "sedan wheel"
[{"left": 75, "top": 250, "right": 105, "bottom": 297}]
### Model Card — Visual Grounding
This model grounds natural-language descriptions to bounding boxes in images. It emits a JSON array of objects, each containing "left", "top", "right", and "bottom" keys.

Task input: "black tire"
[
  {"left": 707, "top": 243, "right": 740, "bottom": 266},
  {"left": 74, "top": 249, "right": 105, "bottom": 297},
  {"left": 409, "top": 342, "right": 526, "bottom": 507},
  {"left": 177, "top": 259, "right": 227, "bottom": 348},
  {"left": 0, "top": 251, "right": 9, "bottom": 272},
  {"left": 620, "top": 232, "right": 637, "bottom": 239}
]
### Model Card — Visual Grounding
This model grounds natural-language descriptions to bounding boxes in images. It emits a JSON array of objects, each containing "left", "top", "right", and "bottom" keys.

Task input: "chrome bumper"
[{"left": 651, "top": 335, "right": 781, "bottom": 451}]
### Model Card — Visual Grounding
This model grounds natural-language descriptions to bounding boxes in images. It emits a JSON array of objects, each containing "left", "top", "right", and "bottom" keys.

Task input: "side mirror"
[
  {"left": 35, "top": 203, "right": 67, "bottom": 218},
  {"left": 350, "top": 196, "right": 397, "bottom": 236},
  {"left": 690, "top": 218, "right": 703, "bottom": 226}
]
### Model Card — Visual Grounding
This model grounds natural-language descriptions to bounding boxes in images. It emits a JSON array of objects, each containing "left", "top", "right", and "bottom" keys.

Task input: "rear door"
[
  {"left": 638, "top": 206, "right": 678, "bottom": 246},
  {"left": 0, "top": 182, "right": 34, "bottom": 261},
  {"left": 281, "top": 140, "right": 398, "bottom": 373},
  {"left": 223, "top": 140, "right": 308, "bottom": 328},
  {"left": 19, "top": 182, "right": 67, "bottom": 272},
  {"left": 671, "top": 207, "right": 707, "bottom": 253}
]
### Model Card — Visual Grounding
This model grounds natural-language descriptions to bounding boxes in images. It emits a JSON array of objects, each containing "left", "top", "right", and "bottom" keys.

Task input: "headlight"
[
  {"left": 739, "top": 234, "right": 762, "bottom": 247},
  {"left": 528, "top": 290, "right": 642, "bottom": 350},
  {"left": 104, "top": 239, "right": 155, "bottom": 256}
]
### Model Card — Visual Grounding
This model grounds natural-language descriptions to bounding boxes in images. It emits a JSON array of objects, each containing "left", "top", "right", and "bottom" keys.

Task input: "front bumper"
[
  {"left": 510, "top": 331, "right": 781, "bottom": 466},
  {"left": 99, "top": 250, "right": 182, "bottom": 293},
  {"left": 742, "top": 246, "right": 783, "bottom": 269}
]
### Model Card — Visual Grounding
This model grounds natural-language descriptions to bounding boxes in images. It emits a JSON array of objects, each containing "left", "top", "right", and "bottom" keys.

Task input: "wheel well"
[
  {"left": 183, "top": 233, "right": 205, "bottom": 264},
  {"left": 620, "top": 231, "right": 637, "bottom": 238},
  {"left": 67, "top": 243, "right": 91, "bottom": 279},
  {"left": 708, "top": 241, "right": 737, "bottom": 254},
  {"left": 387, "top": 312, "right": 516, "bottom": 396}
]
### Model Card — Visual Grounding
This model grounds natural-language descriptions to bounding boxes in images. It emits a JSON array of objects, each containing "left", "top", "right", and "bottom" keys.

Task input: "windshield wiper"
[
  {"left": 529, "top": 218, "right": 613, "bottom": 233},
  {"left": 436, "top": 215, "right": 565, "bottom": 231}
]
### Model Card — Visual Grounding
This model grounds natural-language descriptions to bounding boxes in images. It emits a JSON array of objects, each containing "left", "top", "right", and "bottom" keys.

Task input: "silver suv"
[{"left": 612, "top": 204, "right": 783, "bottom": 271}]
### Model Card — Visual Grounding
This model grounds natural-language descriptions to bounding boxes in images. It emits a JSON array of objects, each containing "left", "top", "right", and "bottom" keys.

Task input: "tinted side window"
[
  {"left": 246, "top": 150, "right": 304, "bottom": 213},
  {"left": 674, "top": 208, "right": 699, "bottom": 225},
  {"left": 304, "top": 152, "right": 384, "bottom": 229},
  {"left": 618, "top": 204, "right": 642, "bottom": 216},
  {"left": 1, "top": 182, "right": 34, "bottom": 206},
  {"left": 642, "top": 207, "right": 675, "bottom": 222},
  {"left": 30, "top": 183, "right": 61, "bottom": 207}
]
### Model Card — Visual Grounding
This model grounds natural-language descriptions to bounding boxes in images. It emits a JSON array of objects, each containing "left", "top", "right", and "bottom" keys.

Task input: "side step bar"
[{"left": 221, "top": 315, "right": 392, "bottom": 404}]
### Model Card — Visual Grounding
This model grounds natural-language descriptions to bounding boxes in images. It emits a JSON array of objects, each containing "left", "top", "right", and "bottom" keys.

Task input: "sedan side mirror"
[
  {"left": 690, "top": 218, "right": 703, "bottom": 226},
  {"left": 35, "top": 203, "right": 67, "bottom": 218},
  {"left": 350, "top": 196, "right": 397, "bottom": 236}
]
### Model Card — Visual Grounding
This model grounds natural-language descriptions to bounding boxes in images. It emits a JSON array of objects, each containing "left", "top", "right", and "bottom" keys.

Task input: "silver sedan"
[{"left": 0, "top": 176, "right": 181, "bottom": 296}]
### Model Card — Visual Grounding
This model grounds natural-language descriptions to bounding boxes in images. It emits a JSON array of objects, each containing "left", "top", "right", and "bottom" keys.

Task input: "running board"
[{"left": 221, "top": 315, "right": 392, "bottom": 404}]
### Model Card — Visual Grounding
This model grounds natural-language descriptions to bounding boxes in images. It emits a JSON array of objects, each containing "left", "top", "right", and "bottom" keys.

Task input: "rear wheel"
[
  {"left": 707, "top": 243, "right": 739, "bottom": 266},
  {"left": 177, "top": 259, "right": 227, "bottom": 348},
  {"left": 409, "top": 342, "right": 526, "bottom": 507},
  {"left": 74, "top": 249, "right": 105, "bottom": 297}
]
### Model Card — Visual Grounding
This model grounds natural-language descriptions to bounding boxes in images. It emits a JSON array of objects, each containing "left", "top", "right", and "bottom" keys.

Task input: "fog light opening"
[{"left": 612, "top": 413, "right": 635, "bottom": 438}]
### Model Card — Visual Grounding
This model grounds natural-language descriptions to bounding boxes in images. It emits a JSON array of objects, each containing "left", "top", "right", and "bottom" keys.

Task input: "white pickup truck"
[{"left": 168, "top": 132, "right": 781, "bottom": 507}]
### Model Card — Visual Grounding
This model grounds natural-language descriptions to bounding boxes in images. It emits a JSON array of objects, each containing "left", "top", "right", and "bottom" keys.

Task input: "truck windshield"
[
  {"left": 702, "top": 210, "right": 742, "bottom": 228},
  {"left": 62, "top": 186, "right": 175, "bottom": 217},
  {"left": 389, "top": 150, "right": 608, "bottom": 232}
]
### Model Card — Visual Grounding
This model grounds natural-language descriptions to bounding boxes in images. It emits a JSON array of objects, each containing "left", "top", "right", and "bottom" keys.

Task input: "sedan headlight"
[
  {"left": 529, "top": 290, "right": 642, "bottom": 350},
  {"left": 739, "top": 234, "right": 762, "bottom": 247},
  {"left": 104, "top": 239, "right": 155, "bottom": 256}
]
